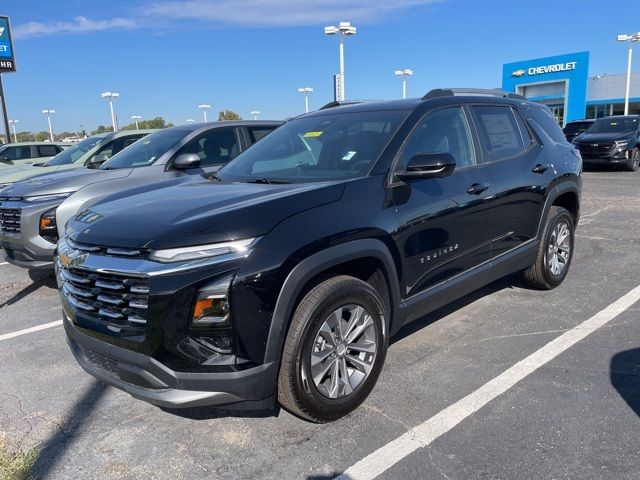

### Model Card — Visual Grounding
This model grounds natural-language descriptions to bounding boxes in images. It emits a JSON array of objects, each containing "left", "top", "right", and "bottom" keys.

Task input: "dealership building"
[{"left": 502, "top": 51, "right": 640, "bottom": 126}]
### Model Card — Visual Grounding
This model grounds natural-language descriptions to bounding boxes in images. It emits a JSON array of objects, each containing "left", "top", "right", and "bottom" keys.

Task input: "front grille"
[
  {"left": 0, "top": 208, "right": 21, "bottom": 233},
  {"left": 80, "top": 345, "right": 119, "bottom": 377},
  {"left": 577, "top": 142, "right": 614, "bottom": 157},
  {"left": 59, "top": 263, "right": 150, "bottom": 330}
]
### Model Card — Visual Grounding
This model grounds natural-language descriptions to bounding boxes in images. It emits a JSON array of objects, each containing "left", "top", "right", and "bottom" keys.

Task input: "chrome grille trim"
[{"left": 0, "top": 208, "right": 21, "bottom": 233}]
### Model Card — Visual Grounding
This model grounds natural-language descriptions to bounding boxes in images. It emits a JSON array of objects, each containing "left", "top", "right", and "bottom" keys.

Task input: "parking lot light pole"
[
  {"left": 8, "top": 119, "right": 18, "bottom": 142},
  {"left": 41, "top": 109, "right": 55, "bottom": 141},
  {"left": 101, "top": 92, "right": 120, "bottom": 131},
  {"left": 250, "top": 110, "right": 260, "bottom": 120},
  {"left": 617, "top": 32, "right": 640, "bottom": 115},
  {"left": 394, "top": 69, "right": 414, "bottom": 99},
  {"left": 324, "top": 22, "right": 357, "bottom": 101},
  {"left": 297, "top": 87, "right": 313, "bottom": 113},
  {"left": 130, "top": 115, "right": 142, "bottom": 130},
  {"left": 198, "top": 104, "right": 211, "bottom": 122}
]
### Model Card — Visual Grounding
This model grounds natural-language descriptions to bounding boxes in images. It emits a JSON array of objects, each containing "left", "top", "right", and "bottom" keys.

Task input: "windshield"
[
  {"left": 219, "top": 110, "right": 409, "bottom": 183},
  {"left": 100, "top": 129, "right": 188, "bottom": 169},
  {"left": 563, "top": 122, "right": 592, "bottom": 134},
  {"left": 44, "top": 136, "right": 107, "bottom": 166},
  {"left": 586, "top": 117, "right": 639, "bottom": 134}
]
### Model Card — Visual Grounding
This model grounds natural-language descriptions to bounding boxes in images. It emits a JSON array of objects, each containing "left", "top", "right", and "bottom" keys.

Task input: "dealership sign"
[
  {"left": 512, "top": 61, "right": 577, "bottom": 78},
  {"left": 0, "top": 16, "right": 16, "bottom": 72}
]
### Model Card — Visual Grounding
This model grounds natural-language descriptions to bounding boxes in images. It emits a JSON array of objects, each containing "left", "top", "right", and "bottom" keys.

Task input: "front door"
[{"left": 391, "top": 106, "right": 494, "bottom": 298}]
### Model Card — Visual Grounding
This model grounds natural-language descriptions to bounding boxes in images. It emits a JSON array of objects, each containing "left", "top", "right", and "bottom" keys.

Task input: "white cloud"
[
  {"left": 145, "top": 0, "right": 439, "bottom": 26},
  {"left": 13, "top": 16, "right": 138, "bottom": 39}
]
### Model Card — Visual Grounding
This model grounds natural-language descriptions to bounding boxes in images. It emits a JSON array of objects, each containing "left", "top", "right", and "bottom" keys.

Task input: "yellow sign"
[{"left": 303, "top": 131, "right": 323, "bottom": 138}]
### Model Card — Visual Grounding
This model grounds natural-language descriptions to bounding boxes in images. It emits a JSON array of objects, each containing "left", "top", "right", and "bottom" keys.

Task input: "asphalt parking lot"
[{"left": 0, "top": 169, "right": 639, "bottom": 480}]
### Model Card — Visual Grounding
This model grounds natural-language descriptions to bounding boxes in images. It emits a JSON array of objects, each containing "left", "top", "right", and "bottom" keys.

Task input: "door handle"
[
  {"left": 532, "top": 163, "right": 551, "bottom": 174},
  {"left": 466, "top": 182, "right": 490, "bottom": 195}
]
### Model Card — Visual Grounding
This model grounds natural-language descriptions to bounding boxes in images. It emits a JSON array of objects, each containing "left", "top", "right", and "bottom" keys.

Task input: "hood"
[
  {"left": 69, "top": 179, "right": 345, "bottom": 249},
  {"left": 1, "top": 168, "right": 132, "bottom": 198},
  {"left": 575, "top": 132, "right": 635, "bottom": 143},
  {"left": 0, "top": 164, "right": 64, "bottom": 185}
]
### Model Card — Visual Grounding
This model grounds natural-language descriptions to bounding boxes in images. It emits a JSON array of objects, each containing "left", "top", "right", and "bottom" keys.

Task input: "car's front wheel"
[
  {"left": 278, "top": 275, "right": 388, "bottom": 422},
  {"left": 626, "top": 147, "right": 639, "bottom": 172}
]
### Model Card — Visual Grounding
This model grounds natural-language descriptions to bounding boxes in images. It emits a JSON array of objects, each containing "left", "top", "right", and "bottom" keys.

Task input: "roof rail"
[
  {"left": 319, "top": 100, "right": 366, "bottom": 110},
  {"left": 422, "top": 88, "right": 526, "bottom": 101}
]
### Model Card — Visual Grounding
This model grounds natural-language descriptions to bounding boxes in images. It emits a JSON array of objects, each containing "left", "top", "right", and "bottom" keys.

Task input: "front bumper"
[
  {"left": 64, "top": 313, "right": 277, "bottom": 409},
  {"left": 0, "top": 199, "right": 61, "bottom": 270}
]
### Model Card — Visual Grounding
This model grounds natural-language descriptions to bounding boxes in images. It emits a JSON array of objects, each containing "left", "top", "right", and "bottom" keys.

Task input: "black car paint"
[
  {"left": 61, "top": 95, "right": 582, "bottom": 409},
  {"left": 572, "top": 115, "right": 640, "bottom": 165}
]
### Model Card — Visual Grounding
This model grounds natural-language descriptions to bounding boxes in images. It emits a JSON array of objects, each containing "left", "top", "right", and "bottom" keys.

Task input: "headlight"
[
  {"left": 149, "top": 238, "right": 256, "bottom": 263},
  {"left": 24, "top": 192, "right": 73, "bottom": 203},
  {"left": 615, "top": 139, "right": 631, "bottom": 149},
  {"left": 39, "top": 207, "right": 59, "bottom": 243},
  {"left": 191, "top": 273, "right": 235, "bottom": 354}
]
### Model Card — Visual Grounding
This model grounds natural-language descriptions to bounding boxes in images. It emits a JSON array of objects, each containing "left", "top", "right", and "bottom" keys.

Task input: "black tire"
[
  {"left": 626, "top": 147, "right": 639, "bottom": 172},
  {"left": 277, "top": 275, "right": 388, "bottom": 423},
  {"left": 522, "top": 206, "right": 574, "bottom": 290}
]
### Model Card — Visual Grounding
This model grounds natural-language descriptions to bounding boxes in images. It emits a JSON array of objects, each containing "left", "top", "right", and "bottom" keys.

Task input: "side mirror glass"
[
  {"left": 174, "top": 153, "right": 202, "bottom": 170},
  {"left": 396, "top": 152, "right": 456, "bottom": 181}
]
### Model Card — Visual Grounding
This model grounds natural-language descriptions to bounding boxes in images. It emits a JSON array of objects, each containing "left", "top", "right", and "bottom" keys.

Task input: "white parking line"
[
  {"left": 0, "top": 262, "right": 8, "bottom": 266},
  {"left": 338, "top": 285, "right": 640, "bottom": 480},
  {"left": 0, "top": 320, "right": 63, "bottom": 342}
]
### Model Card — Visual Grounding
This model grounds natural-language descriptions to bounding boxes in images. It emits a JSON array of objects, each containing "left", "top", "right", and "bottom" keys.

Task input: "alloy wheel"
[
  {"left": 547, "top": 220, "right": 571, "bottom": 276},
  {"left": 309, "top": 304, "right": 377, "bottom": 399}
]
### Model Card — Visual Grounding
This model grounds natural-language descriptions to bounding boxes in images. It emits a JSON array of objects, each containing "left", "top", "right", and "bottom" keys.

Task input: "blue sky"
[{"left": 2, "top": 0, "right": 640, "bottom": 132}]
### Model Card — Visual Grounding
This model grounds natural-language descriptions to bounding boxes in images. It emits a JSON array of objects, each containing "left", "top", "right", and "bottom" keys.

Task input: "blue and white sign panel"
[
  {"left": 502, "top": 52, "right": 589, "bottom": 123},
  {"left": 0, "top": 16, "right": 16, "bottom": 72}
]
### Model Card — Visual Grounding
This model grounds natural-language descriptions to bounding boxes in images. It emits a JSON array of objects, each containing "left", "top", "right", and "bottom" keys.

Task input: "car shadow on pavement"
[
  {"left": 610, "top": 348, "right": 640, "bottom": 417},
  {"left": 0, "top": 274, "right": 57, "bottom": 309},
  {"left": 391, "top": 272, "right": 525, "bottom": 345},
  {"left": 31, "top": 380, "right": 108, "bottom": 479}
]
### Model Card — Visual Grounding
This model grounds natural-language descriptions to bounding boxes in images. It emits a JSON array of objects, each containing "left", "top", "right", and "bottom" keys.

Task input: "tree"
[
  {"left": 91, "top": 125, "right": 111, "bottom": 135},
  {"left": 35, "top": 131, "right": 51, "bottom": 142},
  {"left": 15, "top": 131, "right": 35, "bottom": 142},
  {"left": 120, "top": 116, "right": 173, "bottom": 130},
  {"left": 218, "top": 110, "right": 242, "bottom": 121}
]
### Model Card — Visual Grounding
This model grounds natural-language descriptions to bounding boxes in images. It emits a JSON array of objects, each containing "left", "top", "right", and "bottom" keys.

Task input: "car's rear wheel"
[
  {"left": 626, "top": 147, "right": 639, "bottom": 172},
  {"left": 522, "top": 206, "right": 574, "bottom": 290},
  {"left": 278, "top": 275, "right": 388, "bottom": 423}
]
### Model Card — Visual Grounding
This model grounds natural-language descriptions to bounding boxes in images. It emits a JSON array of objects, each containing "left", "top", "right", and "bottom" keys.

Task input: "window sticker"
[
  {"left": 303, "top": 131, "right": 323, "bottom": 138},
  {"left": 342, "top": 151, "right": 357, "bottom": 161}
]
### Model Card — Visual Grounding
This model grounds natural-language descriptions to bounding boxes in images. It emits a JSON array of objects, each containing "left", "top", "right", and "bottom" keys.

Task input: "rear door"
[
  {"left": 392, "top": 105, "right": 494, "bottom": 297},
  {"left": 470, "top": 104, "right": 552, "bottom": 258}
]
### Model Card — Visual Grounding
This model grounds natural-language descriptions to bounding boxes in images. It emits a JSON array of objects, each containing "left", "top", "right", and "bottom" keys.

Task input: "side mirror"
[
  {"left": 174, "top": 153, "right": 201, "bottom": 169},
  {"left": 89, "top": 153, "right": 110, "bottom": 166},
  {"left": 0, "top": 156, "right": 10, "bottom": 162},
  {"left": 396, "top": 152, "right": 456, "bottom": 181}
]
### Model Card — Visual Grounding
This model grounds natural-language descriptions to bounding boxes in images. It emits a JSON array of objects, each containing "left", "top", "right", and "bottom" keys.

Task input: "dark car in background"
[
  {"left": 572, "top": 115, "right": 640, "bottom": 171},
  {"left": 563, "top": 119, "right": 594, "bottom": 142},
  {"left": 57, "top": 89, "right": 581, "bottom": 422}
]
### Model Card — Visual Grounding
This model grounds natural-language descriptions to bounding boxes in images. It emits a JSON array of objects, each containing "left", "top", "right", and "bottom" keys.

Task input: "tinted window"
[
  {"left": 400, "top": 107, "right": 476, "bottom": 169},
  {"left": 44, "top": 135, "right": 107, "bottom": 166},
  {"left": 37, "top": 145, "right": 60, "bottom": 157},
  {"left": 525, "top": 106, "right": 568, "bottom": 144},
  {"left": 176, "top": 128, "right": 240, "bottom": 167},
  {"left": 563, "top": 121, "right": 592, "bottom": 134},
  {"left": 513, "top": 108, "right": 533, "bottom": 147},
  {"left": 93, "top": 135, "right": 144, "bottom": 161},
  {"left": 474, "top": 106, "right": 525, "bottom": 161},
  {"left": 1, "top": 146, "right": 32, "bottom": 160},
  {"left": 248, "top": 126, "right": 277, "bottom": 143},
  {"left": 219, "top": 110, "right": 409, "bottom": 182},
  {"left": 101, "top": 129, "right": 187, "bottom": 169}
]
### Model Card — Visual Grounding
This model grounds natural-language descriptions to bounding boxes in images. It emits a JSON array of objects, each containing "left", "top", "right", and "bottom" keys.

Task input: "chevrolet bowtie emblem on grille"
[
  {"left": 59, "top": 249, "right": 87, "bottom": 268},
  {"left": 511, "top": 69, "right": 526, "bottom": 77}
]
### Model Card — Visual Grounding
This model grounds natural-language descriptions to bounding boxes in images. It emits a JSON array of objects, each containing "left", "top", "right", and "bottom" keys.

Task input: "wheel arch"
[{"left": 263, "top": 238, "right": 401, "bottom": 365}]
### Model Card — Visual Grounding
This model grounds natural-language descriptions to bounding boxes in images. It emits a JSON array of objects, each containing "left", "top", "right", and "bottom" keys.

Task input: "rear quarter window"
[{"left": 526, "top": 107, "right": 568, "bottom": 144}]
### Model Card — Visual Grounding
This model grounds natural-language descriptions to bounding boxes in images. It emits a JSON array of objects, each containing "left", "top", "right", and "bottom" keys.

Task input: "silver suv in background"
[
  {"left": 0, "top": 131, "right": 155, "bottom": 190},
  {"left": 0, "top": 142, "right": 70, "bottom": 170},
  {"left": 0, "top": 121, "right": 282, "bottom": 273}
]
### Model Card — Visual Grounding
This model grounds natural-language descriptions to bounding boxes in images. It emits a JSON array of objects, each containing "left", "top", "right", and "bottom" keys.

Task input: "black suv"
[
  {"left": 563, "top": 119, "right": 594, "bottom": 142},
  {"left": 57, "top": 89, "right": 581, "bottom": 422},
  {"left": 572, "top": 115, "right": 640, "bottom": 171}
]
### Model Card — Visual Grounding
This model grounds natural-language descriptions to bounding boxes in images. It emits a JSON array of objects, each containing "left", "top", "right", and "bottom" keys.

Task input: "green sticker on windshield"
[{"left": 304, "top": 131, "right": 323, "bottom": 138}]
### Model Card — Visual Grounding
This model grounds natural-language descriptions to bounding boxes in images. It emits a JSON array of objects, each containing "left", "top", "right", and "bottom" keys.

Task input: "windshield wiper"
[{"left": 241, "top": 178, "right": 291, "bottom": 184}]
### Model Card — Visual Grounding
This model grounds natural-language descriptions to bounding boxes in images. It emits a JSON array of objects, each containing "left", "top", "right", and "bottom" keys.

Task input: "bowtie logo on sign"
[{"left": 0, "top": 28, "right": 4, "bottom": 36}]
